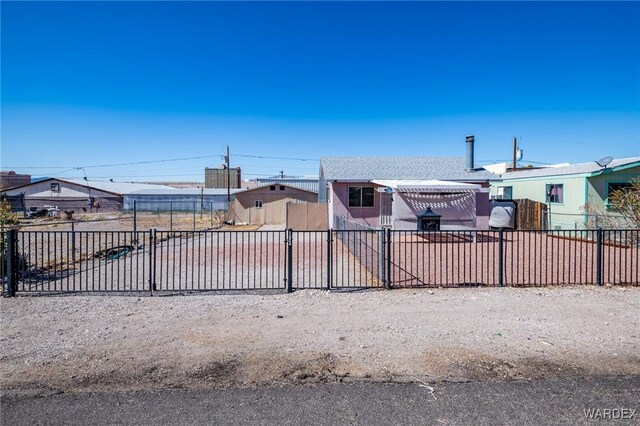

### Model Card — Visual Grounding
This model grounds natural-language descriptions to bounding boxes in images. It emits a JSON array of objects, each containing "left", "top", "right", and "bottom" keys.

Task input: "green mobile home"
[{"left": 491, "top": 157, "right": 640, "bottom": 229}]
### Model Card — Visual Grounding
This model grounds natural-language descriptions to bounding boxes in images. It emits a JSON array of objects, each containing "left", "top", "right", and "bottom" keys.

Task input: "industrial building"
[
  {"left": 0, "top": 171, "right": 31, "bottom": 190},
  {"left": 205, "top": 165, "right": 241, "bottom": 189},
  {"left": 1, "top": 178, "right": 174, "bottom": 212},
  {"left": 123, "top": 188, "right": 241, "bottom": 212}
]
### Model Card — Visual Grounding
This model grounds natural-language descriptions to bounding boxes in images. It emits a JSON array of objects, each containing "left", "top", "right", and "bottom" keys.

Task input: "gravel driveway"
[{"left": 1, "top": 286, "right": 638, "bottom": 394}]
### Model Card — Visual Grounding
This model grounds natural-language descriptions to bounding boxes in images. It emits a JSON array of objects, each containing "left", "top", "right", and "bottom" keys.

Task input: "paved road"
[{"left": 3, "top": 376, "right": 639, "bottom": 425}]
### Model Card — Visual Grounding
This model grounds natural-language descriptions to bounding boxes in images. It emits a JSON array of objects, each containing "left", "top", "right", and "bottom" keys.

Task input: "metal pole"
[
  {"left": 170, "top": 202, "right": 173, "bottom": 232},
  {"left": 596, "top": 227, "right": 603, "bottom": 286},
  {"left": 498, "top": 228, "right": 504, "bottom": 287},
  {"left": 133, "top": 200, "right": 137, "bottom": 234},
  {"left": 193, "top": 202, "right": 196, "bottom": 231},
  {"left": 385, "top": 228, "right": 392, "bottom": 289},
  {"left": 327, "top": 229, "right": 332, "bottom": 290},
  {"left": 512, "top": 136, "right": 518, "bottom": 172},
  {"left": 6, "top": 229, "right": 16, "bottom": 297},
  {"left": 210, "top": 202, "right": 213, "bottom": 227},
  {"left": 226, "top": 145, "right": 231, "bottom": 203},
  {"left": 379, "top": 229, "right": 386, "bottom": 288},
  {"left": 286, "top": 229, "right": 293, "bottom": 293},
  {"left": 71, "top": 221, "right": 76, "bottom": 264},
  {"left": 149, "top": 229, "right": 156, "bottom": 293}
]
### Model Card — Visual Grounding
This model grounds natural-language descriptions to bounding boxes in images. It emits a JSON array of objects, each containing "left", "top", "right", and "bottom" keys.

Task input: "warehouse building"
[
  {"left": 1, "top": 178, "right": 174, "bottom": 212},
  {"left": 0, "top": 171, "right": 31, "bottom": 190},
  {"left": 123, "top": 187, "right": 241, "bottom": 212},
  {"left": 205, "top": 165, "right": 241, "bottom": 189}
]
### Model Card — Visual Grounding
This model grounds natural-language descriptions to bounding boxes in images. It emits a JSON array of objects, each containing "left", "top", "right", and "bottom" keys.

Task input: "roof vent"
[{"left": 465, "top": 135, "right": 475, "bottom": 171}]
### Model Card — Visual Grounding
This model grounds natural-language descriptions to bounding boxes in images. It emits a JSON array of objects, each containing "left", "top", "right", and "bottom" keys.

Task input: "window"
[
  {"left": 348, "top": 186, "right": 375, "bottom": 207},
  {"left": 545, "top": 184, "right": 563, "bottom": 203},
  {"left": 50, "top": 183, "right": 60, "bottom": 192},
  {"left": 269, "top": 185, "right": 276, "bottom": 191},
  {"left": 280, "top": 185, "right": 285, "bottom": 191},
  {"left": 607, "top": 182, "right": 634, "bottom": 209},
  {"left": 255, "top": 200, "right": 263, "bottom": 208},
  {"left": 608, "top": 182, "right": 633, "bottom": 198},
  {"left": 502, "top": 186, "right": 513, "bottom": 199}
]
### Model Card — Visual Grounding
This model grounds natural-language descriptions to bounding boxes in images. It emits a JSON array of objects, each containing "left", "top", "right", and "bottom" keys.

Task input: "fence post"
[
  {"left": 327, "top": 229, "right": 332, "bottom": 290},
  {"left": 379, "top": 229, "right": 386, "bottom": 288},
  {"left": 149, "top": 229, "right": 156, "bottom": 294},
  {"left": 71, "top": 221, "right": 76, "bottom": 264},
  {"left": 6, "top": 229, "right": 17, "bottom": 297},
  {"left": 193, "top": 203, "right": 196, "bottom": 231},
  {"left": 133, "top": 200, "right": 137, "bottom": 234},
  {"left": 498, "top": 228, "right": 504, "bottom": 287},
  {"left": 286, "top": 229, "right": 293, "bottom": 293},
  {"left": 170, "top": 202, "right": 173, "bottom": 232},
  {"left": 596, "top": 227, "right": 603, "bottom": 286},
  {"left": 385, "top": 228, "right": 392, "bottom": 289}
]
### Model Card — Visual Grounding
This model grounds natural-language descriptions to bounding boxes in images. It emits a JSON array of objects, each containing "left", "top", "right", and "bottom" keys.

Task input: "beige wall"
[
  {"left": 229, "top": 185, "right": 318, "bottom": 225},
  {"left": 287, "top": 203, "right": 328, "bottom": 230}
]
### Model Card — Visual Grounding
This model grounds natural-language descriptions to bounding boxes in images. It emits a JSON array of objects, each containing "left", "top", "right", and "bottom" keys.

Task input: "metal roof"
[
  {"left": 2, "top": 178, "right": 176, "bottom": 195},
  {"left": 371, "top": 179, "right": 482, "bottom": 192},
  {"left": 256, "top": 177, "right": 319, "bottom": 193},
  {"left": 320, "top": 157, "right": 497, "bottom": 182},
  {"left": 499, "top": 157, "right": 640, "bottom": 180},
  {"left": 62, "top": 179, "right": 176, "bottom": 195},
  {"left": 234, "top": 182, "right": 318, "bottom": 195},
  {"left": 127, "top": 188, "right": 243, "bottom": 196}
]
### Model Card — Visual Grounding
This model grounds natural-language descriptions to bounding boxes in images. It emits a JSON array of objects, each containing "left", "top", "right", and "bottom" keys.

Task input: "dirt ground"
[{"left": 1, "top": 286, "right": 639, "bottom": 394}]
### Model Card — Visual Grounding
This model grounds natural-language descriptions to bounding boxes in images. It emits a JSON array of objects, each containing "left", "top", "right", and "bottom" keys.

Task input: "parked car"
[{"left": 26, "top": 206, "right": 60, "bottom": 218}]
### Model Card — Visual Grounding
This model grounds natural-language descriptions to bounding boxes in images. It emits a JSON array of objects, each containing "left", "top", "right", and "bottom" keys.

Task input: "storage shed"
[{"left": 229, "top": 184, "right": 318, "bottom": 226}]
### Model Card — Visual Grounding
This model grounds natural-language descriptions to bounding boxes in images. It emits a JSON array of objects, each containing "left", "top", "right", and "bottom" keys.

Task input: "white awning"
[{"left": 372, "top": 179, "right": 481, "bottom": 193}]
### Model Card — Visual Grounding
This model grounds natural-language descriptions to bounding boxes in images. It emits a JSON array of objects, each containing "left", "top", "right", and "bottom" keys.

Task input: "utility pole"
[
  {"left": 512, "top": 136, "right": 518, "bottom": 172},
  {"left": 226, "top": 145, "right": 231, "bottom": 202},
  {"left": 280, "top": 169, "right": 284, "bottom": 178}
]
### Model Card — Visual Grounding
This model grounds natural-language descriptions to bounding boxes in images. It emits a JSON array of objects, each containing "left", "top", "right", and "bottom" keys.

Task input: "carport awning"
[{"left": 372, "top": 179, "right": 481, "bottom": 193}]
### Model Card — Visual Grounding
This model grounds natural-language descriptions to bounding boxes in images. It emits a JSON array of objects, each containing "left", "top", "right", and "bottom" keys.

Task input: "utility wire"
[{"left": 4, "top": 152, "right": 320, "bottom": 170}]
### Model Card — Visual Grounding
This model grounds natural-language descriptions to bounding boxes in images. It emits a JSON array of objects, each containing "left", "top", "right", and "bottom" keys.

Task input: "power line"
[
  {"left": 233, "top": 154, "right": 319, "bottom": 161},
  {"left": 3, "top": 152, "right": 320, "bottom": 170}
]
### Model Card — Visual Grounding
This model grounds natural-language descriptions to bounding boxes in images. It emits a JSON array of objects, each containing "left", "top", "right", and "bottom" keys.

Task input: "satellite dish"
[{"left": 595, "top": 156, "right": 613, "bottom": 168}]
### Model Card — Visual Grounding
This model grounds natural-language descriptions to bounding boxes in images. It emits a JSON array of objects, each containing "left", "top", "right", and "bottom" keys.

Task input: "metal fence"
[
  {"left": 1, "top": 228, "right": 638, "bottom": 295},
  {"left": 8, "top": 201, "right": 226, "bottom": 234}
]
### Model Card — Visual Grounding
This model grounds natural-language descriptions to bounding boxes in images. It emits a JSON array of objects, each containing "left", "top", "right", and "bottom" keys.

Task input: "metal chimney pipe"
[{"left": 465, "top": 135, "right": 475, "bottom": 171}]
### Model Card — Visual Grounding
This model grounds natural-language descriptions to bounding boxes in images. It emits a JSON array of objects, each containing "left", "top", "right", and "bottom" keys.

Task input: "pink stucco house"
[{"left": 318, "top": 136, "right": 497, "bottom": 230}]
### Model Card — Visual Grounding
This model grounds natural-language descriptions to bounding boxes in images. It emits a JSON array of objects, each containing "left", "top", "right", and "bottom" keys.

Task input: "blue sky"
[{"left": 1, "top": 1, "right": 639, "bottom": 181}]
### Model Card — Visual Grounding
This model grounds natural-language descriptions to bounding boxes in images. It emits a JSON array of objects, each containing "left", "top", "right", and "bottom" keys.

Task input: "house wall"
[
  {"left": 329, "top": 182, "right": 381, "bottom": 229},
  {"left": 475, "top": 191, "right": 491, "bottom": 230},
  {"left": 493, "top": 176, "right": 586, "bottom": 229},
  {"left": 586, "top": 165, "right": 640, "bottom": 208},
  {"left": 492, "top": 166, "right": 640, "bottom": 229},
  {"left": 230, "top": 185, "right": 318, "bottom": 225}
]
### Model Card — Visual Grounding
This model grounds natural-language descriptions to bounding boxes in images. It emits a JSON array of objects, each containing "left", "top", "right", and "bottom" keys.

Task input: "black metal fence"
[{"left": 1, "top": 228, "right": 638, "bottom": 295}]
